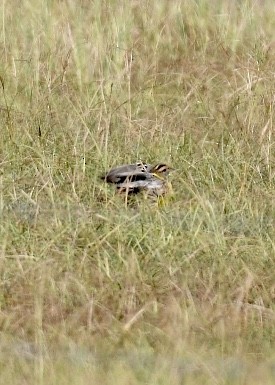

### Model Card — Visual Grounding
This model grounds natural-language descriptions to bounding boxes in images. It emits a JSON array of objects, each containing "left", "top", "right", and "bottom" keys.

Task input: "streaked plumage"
[{"left": 101, "top": 161, "right": 150, "bottom": 184}]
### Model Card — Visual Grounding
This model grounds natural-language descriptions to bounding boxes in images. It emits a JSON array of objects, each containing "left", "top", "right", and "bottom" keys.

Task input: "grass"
[{"left": 0, "top": 0, "right": 275, "bottom": 383}]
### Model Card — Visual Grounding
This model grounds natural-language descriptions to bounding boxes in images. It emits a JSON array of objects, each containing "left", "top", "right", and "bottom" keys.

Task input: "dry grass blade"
[{"left": 0, "top": 0, "right": 274, "bottom": 384}]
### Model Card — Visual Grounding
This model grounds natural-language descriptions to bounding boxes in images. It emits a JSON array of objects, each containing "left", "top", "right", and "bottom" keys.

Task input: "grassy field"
[{"left": 0, "top": 0, "right": 275, "bottom": 383}]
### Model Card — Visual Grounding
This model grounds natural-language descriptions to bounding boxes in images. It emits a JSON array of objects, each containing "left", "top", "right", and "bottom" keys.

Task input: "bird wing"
[
  {"left": 101, "top": 163, "right": 150, "bottom": 183},
  {"left": 104, "top": 170, "right": 150, "bottom": 184}
]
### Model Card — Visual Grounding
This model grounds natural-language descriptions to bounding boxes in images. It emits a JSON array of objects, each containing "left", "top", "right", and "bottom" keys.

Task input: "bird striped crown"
[{"left": 149, "top": 163, "right": 174, "bottom": 178}]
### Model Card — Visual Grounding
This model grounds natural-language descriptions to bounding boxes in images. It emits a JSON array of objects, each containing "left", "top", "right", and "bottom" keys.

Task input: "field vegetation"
[{"left": 0, "top": 0, "right": 275, "bottom": 383}]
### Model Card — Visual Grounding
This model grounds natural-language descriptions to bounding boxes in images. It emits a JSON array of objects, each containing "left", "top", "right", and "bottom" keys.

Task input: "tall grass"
[{"left": 0, "top": 0, "right": 275, "bottom": 383}]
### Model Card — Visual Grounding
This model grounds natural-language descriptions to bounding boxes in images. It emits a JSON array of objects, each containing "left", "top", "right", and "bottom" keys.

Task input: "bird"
[{"left": 101, "top": 161, "right": 174, "bottom": 199}]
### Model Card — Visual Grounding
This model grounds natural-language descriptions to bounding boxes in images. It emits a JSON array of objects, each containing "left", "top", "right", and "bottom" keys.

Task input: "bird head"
[{"left": 149, "top": 163, "right": 175, "bottom": 178}]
